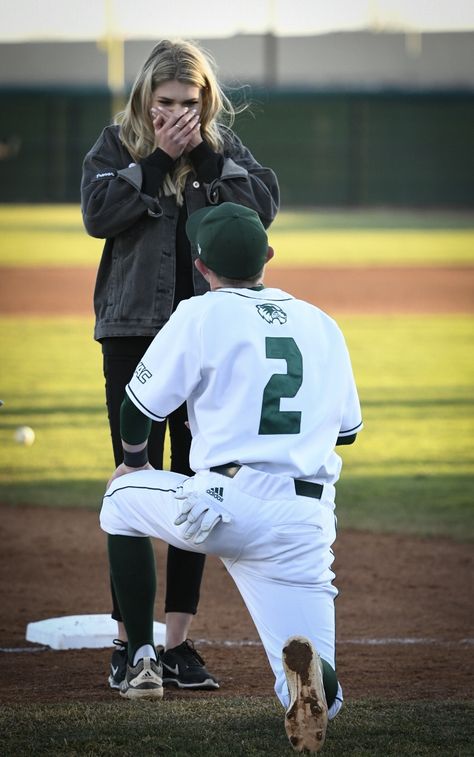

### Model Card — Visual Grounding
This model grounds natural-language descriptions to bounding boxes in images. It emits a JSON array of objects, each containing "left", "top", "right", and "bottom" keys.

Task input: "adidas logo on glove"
[{"left": 206, "top": 486, "right": 224, "bottom": 502}]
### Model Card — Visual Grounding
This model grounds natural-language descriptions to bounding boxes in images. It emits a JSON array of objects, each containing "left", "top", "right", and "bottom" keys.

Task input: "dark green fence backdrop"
[{"left": 1, "top": 88, "right": 473, "bottom": 206}]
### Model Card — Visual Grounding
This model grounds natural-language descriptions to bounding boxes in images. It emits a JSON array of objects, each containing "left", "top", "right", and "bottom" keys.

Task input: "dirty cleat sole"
[
  {"left": 282, "top": 636, "right": 328, "bottom": 753},
  {"left": 119, "top": 657, "right": 164, "bottom": 701}
]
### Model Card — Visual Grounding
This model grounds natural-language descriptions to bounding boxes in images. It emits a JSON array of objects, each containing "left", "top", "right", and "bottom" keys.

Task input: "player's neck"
[{"left": 212, "top": 282, "right": 265, "bottom": 292}]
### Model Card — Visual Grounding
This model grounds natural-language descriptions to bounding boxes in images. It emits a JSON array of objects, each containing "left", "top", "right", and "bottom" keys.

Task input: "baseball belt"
[{"left": 210, "top": 464, "right": 324, "bottom": 500}]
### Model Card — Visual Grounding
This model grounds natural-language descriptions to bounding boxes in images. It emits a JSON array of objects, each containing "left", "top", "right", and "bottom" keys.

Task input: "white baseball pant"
[{"left": 100, "top": 465, "right": 340, "bottom": 710}]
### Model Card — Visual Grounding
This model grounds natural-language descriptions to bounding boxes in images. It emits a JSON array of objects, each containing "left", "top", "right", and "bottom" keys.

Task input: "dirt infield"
[
  {"left": 0, "top": 507, "right": 472, "bottom": 705},
  {"left": 1, "top": 264, "right": 473, "bottom": 315},
  {"left": 0, "top": 262, "right": 472, "bottom": 706}
]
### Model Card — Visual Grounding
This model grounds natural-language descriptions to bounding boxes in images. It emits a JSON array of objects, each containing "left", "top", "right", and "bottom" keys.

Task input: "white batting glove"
[{"left": 174, "top": 482, "right": 231, "bottom": 544}]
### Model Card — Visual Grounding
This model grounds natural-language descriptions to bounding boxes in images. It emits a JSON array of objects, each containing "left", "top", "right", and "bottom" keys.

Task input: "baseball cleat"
[
  {"left": 108, "top": 638, "right": 127, "bottom": 689},
  {"left": 159, "top": 639, "right": 219, "bottom": 689},
  {"left": 282, "top": 636, "right": 328, "bottom": 753},
  {"left": 119, "top": 656, "right": 164, "bottom": 700}
]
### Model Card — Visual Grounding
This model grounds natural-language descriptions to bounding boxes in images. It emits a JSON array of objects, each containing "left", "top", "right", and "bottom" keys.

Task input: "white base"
[{"left": 26, "top": 614, "right": 166, "bottom": 650}]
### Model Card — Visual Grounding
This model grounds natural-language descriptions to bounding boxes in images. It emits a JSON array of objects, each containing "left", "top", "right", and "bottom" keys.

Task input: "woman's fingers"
[{"left": 151, "top": 108, "right": 200, "bottom": 157}]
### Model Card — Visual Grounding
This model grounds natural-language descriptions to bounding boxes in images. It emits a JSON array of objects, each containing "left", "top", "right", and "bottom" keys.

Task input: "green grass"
[
  {"left": 273, "top": 208, "right": 474, "bottom": 230},
  {"left": 1, "top": 205, "right": 473, "bottom": 267},
  {"left": 0, "top": 206, "right": 472, "bottom": 537},
  {"left": 269, "top": 229, "right": 474, "bottom": 266},
  {"left": 0, "top": 205, "right": 103, "bottom": 267},
  {"left": 1, "top": 700, "right": 472, "bottom": 756},
  {"left": 0, "top": 318, "right": 111, "bottom": 507},
  {"left": 0, "top": 314, "right": 472, "bottom": 539},
  {"left": 337, "top": 314, "right": 474, "bottom": 538}
]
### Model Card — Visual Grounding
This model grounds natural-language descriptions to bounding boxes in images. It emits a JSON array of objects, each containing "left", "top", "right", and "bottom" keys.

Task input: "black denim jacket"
[{"left": 81, "top": 125, "right": 279, "bottom": 340}]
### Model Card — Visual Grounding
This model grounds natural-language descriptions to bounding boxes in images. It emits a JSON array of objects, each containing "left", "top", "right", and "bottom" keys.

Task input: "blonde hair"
[{"left": 116, "top": 39, "right": 237, "bottom": 205}]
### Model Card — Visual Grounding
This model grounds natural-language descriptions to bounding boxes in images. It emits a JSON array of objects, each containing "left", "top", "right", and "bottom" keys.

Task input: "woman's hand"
[
  {"left": 151, "top": 107, "right": 201, "bottom": 160},
  {"left": 182, "top": 116, "right": 203, "bottom": 154}
]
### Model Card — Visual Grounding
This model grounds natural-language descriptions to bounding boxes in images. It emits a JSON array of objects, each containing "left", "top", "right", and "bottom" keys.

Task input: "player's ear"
[
  {"left": 265, "top": 246, "right": 274, "bottom": 263},
  {"left": 195, "top": 257, "right": 211, "bottom": 280}
]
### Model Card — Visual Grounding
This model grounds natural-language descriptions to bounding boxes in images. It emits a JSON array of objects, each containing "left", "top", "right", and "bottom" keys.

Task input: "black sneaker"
[
  {"left": 159, "top": 639, "right": 219, "bottom": 690},
  {"left": 108, "top": 638, "right": 127, "bottom": 690}
]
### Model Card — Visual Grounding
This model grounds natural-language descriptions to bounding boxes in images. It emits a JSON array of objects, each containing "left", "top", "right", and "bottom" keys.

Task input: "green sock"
[
  {"left": 321, "top": 658, "right": 338, "bottom": 708},
  {"left": 107, "top": 534, "right": 156, "bottom": 662}
]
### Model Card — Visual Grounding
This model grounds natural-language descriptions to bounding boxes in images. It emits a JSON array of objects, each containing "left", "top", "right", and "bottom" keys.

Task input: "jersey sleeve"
[
  {"left": 339, "top": 353, "right": 363, "bottom": 439},
  {"left": 125, "top": 300, "right": 202, "bottom": 421},
  {"left": 339, "top": 396, "right": 363, "bottom": 437}
]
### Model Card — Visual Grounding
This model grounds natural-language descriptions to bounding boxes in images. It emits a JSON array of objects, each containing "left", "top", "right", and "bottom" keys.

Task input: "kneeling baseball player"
[{"left": 100, "top": 202, "right": 363, "bottom": 753}]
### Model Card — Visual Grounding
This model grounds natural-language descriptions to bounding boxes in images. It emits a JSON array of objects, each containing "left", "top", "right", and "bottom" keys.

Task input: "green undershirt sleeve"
[
  {"left": 336, "top": 433, "right": 357, "bottom": 446},
  {"left": 120, "top": 394, "right": 153, "bottom": 445}
]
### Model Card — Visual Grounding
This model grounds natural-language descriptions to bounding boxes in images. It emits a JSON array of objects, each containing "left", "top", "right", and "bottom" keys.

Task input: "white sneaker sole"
[
  {"left": 282, "top": 636, "right": 328, "bottom": 753},
  {"left": 162, "top": 677, "right": 219, "bottom": 690},
  {"left": 120, "top": 684, "right": 164, "bottom": 700}
]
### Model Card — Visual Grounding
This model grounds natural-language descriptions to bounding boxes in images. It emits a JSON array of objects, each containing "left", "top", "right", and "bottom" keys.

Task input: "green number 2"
[{"left": 258, "top": 337, "right": 302, "bottom": 435}]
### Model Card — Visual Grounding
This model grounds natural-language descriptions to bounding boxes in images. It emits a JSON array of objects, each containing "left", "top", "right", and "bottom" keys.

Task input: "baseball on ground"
[{"left": 14, "top": 426, "right": 36, "bottom": 446}]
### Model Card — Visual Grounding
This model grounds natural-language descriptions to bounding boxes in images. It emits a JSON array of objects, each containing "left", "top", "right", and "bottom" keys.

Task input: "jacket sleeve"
[
  {"left": 206, "top": 131, "right": 280, "bottom": 229},
  {"left": 81, "top": 127, "right": 164, "bottom": 239}
]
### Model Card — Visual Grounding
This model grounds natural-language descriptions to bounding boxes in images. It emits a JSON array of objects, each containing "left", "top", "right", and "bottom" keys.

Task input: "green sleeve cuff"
[
  {"left": 336, "top": 433, "right": 357, "bottom": 446},
  {"left": 120, "top": 394, "right": 152, "bottom": 444}
]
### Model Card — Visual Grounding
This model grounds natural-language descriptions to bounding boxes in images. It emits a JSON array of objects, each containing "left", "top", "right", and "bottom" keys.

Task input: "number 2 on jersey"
[{"left": 258, "top": 337, "right": 302, "bottom": 434}]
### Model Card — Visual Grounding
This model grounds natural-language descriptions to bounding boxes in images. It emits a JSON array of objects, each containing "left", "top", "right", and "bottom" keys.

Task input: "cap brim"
[{"left": 186, "top": 205, "right": 215, "bottom": 244}]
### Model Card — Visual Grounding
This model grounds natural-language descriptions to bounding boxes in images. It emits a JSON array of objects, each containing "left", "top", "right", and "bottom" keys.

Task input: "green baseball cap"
[{"left": 186, "top": 202, "right": 268, "bottom": 279}]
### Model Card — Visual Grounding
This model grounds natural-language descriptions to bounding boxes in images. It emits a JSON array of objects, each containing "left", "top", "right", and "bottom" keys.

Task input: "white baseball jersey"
[{"left": 126, "top": 287, "right": 362, "bottom": 484}]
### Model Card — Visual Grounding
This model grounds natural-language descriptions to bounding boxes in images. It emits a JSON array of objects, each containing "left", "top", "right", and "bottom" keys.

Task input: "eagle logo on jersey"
[{"left": 256, "top": 303, "right": 287, "bottom": 325}]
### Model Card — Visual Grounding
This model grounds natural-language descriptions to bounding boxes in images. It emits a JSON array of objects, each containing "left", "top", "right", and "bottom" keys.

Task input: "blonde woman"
[{"left": 81, "top": 38, "right": 279, "bottom": 693}]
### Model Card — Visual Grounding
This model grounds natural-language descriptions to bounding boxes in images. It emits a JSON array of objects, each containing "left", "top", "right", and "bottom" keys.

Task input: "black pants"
[{"left": 101, "top": 337, "right": 206, "bottom": 621}]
